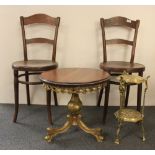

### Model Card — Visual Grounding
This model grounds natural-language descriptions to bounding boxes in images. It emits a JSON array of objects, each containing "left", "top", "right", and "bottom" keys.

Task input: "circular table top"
[{"left": 40, "top": 68, "right": 110, "bottom": 87}]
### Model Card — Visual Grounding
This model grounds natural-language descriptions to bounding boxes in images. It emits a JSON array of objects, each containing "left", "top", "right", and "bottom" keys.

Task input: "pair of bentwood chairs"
[{"left": 12, "top": 14, "right": 145, "bottom": 127}]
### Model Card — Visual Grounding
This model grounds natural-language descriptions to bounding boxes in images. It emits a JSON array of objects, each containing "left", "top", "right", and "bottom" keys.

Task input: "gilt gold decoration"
[
  {"left": 117, "top": 71, "right": 147, "bottom": 84},
  {"left": 43, "top": 83, "right": 103, "bottom": 94},
  {"left": 44, "top": 91, "right": 104, "bottom": 142},
  {"left": 114, "top": 72, "right": 149, "bottom": 144},
  {"left": 114, "top": 109, "right": 144, "bottom": 123},
  {"left": 40, "top": 68, "right": 110, "bottom": 143}
]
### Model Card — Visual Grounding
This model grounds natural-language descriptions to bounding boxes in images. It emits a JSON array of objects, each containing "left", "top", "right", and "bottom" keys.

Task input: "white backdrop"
[{"left": 0, "top": 5, "right": 154, "bottom": 106}]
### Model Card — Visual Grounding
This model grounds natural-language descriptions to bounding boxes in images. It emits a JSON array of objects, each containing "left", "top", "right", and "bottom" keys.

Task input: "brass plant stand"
[
  {"left": 43, "top": 84, "right": 104, "bottom": 142},
  {"left": 114, "top": 71, "right": 149, "bottom": 144}
]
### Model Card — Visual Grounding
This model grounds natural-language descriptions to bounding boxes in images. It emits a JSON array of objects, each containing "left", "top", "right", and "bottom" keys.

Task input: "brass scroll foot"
[
  {"left": 114, "top": 138, "right": 120, "bottom": 144},
  {"left": 44, "top": 115, "right": 72, "bottom": 142},
  {"left": 142, "top": 137, "right": 146, "bottom": 142},
  {"left": 77, "top": 116, "right": 104, "bottom": 142}
]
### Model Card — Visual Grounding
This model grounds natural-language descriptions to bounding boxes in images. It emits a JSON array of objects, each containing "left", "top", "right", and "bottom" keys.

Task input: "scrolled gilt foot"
[
  {"left": 77, "top": 119, "right": 104, "bottom": 142},
  {"left": 142, "top": 136, "right": 146, "bottom": 142},
  {"left": 44, "top": 135, "right": 53, "bottom": 143},
  {"left": 95, "top": 134, "right": 104, "bottom": 142},
  {"left": 44, "top": 119, "right": 72, "bottom": 142},
  {"left": 114, "top": 138, "right": 120, "bottom": 144},
  {"left": 93, "top": 128, "right": 104, "bottom": 142}
]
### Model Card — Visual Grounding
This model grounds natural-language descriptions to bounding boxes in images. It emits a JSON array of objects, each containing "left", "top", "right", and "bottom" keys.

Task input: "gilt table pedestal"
[{"left": 40, "top": 68, "right": 110, "bottom": 142}]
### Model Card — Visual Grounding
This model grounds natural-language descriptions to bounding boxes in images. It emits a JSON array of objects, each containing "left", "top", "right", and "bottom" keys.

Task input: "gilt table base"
[{"left": 44, "top": 93, "right": 104, "bottom": 142}]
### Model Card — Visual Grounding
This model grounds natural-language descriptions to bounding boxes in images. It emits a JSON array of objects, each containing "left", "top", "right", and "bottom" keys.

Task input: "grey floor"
[{"left": 0, "top": 104, "right": 155, "bottom": 150}]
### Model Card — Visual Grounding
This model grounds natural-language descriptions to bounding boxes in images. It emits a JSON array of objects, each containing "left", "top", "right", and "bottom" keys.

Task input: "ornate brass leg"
[
  {"left": 44, "top": 93, "right": 104, "bottom": 142},
  {"left": 114, "top": 121, "right": 122, "bottom": 144},
  {"left": 45, "top": 115, "right": 73, "bottom": 142},
  {"left": 141, "top": 120, "right": 146, "bottom": 142},
  {"left": 77, "top": 115, "right": 104, "bottom": 142}
]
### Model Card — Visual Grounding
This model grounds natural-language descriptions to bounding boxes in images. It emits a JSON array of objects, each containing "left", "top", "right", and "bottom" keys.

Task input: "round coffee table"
[{"left": 40, "top": 68, "right": 110, "bottom": 142}]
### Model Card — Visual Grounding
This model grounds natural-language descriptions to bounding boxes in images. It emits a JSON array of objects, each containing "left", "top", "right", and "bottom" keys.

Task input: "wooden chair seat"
[
  {"left": 100, "top": 61, "right": 145, "bottom": 73},
  {"left": 12, "top": 60, "right": 58, "bottom": 71}
]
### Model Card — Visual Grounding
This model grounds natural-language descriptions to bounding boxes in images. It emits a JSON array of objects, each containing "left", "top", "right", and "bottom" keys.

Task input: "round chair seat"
[
  {"left": 12, "top": 60, "right": 58, "bottom": 71},
  {"left": 114, "top": 108, "right": 144, "bottom": 123},
  {"left": 100, "top": 61, "right": 145, "bottom": 73}
]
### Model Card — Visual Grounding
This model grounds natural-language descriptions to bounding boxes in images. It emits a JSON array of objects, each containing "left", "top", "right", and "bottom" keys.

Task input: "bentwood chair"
[
  {"left": 12, "top": 14, "right": 60, "bottom": 124},
  {"left": 114, "top": 72, "right": 149, "bottom": 144},
  {"left": 97, "top": 16, "right": 145, "bottom": 123}
]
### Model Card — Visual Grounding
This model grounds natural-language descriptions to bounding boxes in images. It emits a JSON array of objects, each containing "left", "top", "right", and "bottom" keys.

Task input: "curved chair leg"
[
  {"left": 46, "top": 90, "right": 53, "bottom": 125},
  {"left": 25, "top": 71, "right": 30, "bottom": 106},
  {"left": 114, "top": 121, "right": 122, "bottom": 144},
  {"left": 125, "top": 85, "right": 130, "bottom": 107},
  {"left": 13, "top": 70, "right": 19, "bottom": 122},
  {"left": 137, "top": 72, "right": 143, "bottom": 111},
  {"left": 97, "top": 88, "right": 104, "bottom": 107},
  {"left": 103, "top": 81, "right": 110, "bottom": 124},
  {"left": 141, "top": 120, "right": 146, "bottom": 142},
  {"left": 53, "top": 91, "right": 58, "bottom": 106}
]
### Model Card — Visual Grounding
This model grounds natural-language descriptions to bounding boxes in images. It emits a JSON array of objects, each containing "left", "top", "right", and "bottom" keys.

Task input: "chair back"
[
  {"left": 20, "top": 13, "right": 60, "bottom": 62},
  {"left": 100, "top": 16, "right": 140, "bottom": 63}
]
